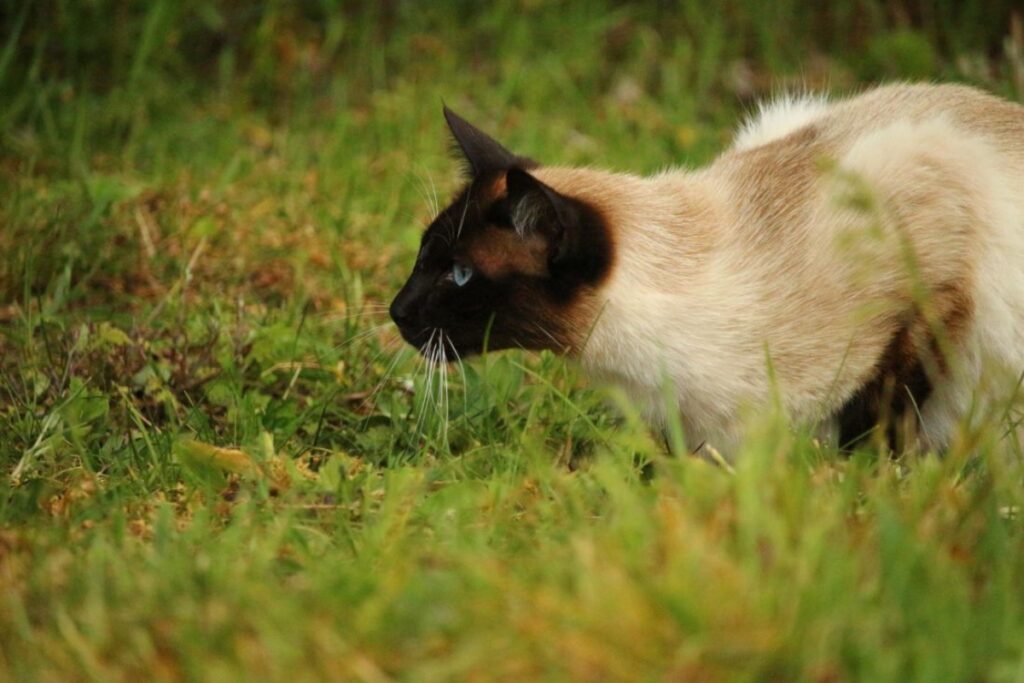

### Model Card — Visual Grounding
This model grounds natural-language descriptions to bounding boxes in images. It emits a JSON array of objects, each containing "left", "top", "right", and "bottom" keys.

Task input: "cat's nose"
[{"left": 389, "top": 296, "right": 414, "bottom": 327}]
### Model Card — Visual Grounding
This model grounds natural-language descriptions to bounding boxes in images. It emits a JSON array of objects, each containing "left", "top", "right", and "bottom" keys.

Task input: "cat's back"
[
  {"left": 732, "top": 82, "right": 1024, "bottom": 159},
  {"left": 713, "top": 83, "right": 1024, "bottom": 240}
]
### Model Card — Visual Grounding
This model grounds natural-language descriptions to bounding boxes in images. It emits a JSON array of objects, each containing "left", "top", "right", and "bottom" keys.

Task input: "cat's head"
[{"left": 389, "top": 108, "right": 613, "bottom": 358}]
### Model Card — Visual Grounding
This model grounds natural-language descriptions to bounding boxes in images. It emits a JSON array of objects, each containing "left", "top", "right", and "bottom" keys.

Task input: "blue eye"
[{"left": 452, "top": 262, "right": 473, "bottom": 287}]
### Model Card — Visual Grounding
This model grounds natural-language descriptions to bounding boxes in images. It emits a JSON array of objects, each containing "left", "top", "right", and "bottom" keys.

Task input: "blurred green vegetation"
[
  {"left": 4, "top": 1, "right": 1022, "bottom": 168},
  {"left": 2, "top": 2, "right": 1024, "bottom": 681}
]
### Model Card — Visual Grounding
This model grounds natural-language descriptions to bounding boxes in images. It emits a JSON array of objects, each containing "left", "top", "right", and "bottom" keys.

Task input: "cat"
[{"left": 390, "top": 83, "right": 1024, "bottom": 455}]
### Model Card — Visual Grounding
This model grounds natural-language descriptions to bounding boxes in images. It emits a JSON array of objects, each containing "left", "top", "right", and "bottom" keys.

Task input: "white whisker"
[
  {"left": 412, "top": 170, "right": 440, "bottom": 222},
  {"left": 439, "top": 330, "right": 450, "bottom": 445},
  {"left": 414, "top": 329, "right": 439, "bottom": 438},
  {"left": 455, "top": 184, "right": 473, "bottom": 240},
  {"left": 445, "top": 333, "right": 469, "bottom": 416},
  {"left": 529, "top": 321, "right": 562, "bottom": 350},
  {"left": 355, "top": 338, "right": 409, "bottom": 421},
  {"left": 427, "top": 172, "right": 440, "bottom": 217},
  {"left": 331, "top": 322, "right": 394, "bottom": 351}
]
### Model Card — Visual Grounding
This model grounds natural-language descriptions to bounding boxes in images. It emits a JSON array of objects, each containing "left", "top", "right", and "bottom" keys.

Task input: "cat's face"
[{"left": 390, "top": 108, "right": 612, "bottom": 359}]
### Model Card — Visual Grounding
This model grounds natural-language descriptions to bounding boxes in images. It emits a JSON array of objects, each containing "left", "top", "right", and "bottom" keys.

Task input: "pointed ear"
[
  {"left": 443, "top": 106, "right": 534, "bottom": 177},
  {"left": 506, "top": 168, "right": 580, "bottom": 263}
]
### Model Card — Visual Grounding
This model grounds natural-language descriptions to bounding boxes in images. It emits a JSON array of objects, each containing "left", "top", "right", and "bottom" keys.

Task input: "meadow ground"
[{"left": 3, "top": 2, "right": 1024, "bottom": 681}]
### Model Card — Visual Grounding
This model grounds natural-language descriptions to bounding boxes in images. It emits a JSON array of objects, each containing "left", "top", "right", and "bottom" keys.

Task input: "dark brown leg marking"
[
  {"left": 838, "top": 285, "right": 973, "bottom": 452},
  {"left": 838, "top": 326, "right": 932, "bottom": 451}
]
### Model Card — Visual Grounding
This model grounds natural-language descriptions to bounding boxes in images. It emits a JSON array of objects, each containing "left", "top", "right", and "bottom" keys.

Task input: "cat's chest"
[{"left": 579, "top": 298, "right": 757, "bottom": 433}]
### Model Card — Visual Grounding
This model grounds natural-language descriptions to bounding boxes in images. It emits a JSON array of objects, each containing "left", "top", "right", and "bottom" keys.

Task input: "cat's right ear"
[{"left": 443, "top": 106, "right": 534, "bottom": 177}]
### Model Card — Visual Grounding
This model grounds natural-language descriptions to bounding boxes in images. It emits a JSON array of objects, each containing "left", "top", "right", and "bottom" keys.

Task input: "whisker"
[
  {"left": 422, "top": 330, "right": 442, "bottom": 437},
  {"left": 438, "top": 215, "right": 456, "bottom": 246},
  {"left": 427, "top": 172, "right": 440, "bottom": 217},
  {"left": 528, "top": 320, "right": 562, "bottom": 350},
  {"left": 413, "top": 333, "right": 430, "bottom": 436},
  {"left": 445, "top": 333, "right": 470, "bottom": 416},
  {"left": 431, "top": 330, "right": 443, "bottom": 416},
  {"left": 315, "top": 303, "right": 391, "bottom": 317},
  {"left": 411, "top": 170, "right": 439, "bottom": 223},
  {"left": 455, "top": 185, "right": 474, "bottom": 240},
  {"left": 331, "top": 322, "right": 395, "bottom": 351},
  {"left": 411, "top": 349, "right": 427, "bottom": 439},
  {"left": 318, "top": 310, "right": 393, "bottom": 330},
  {"left": 439, "top": 330, "right": 450, "bottom": 445},
  {"left": 414, "top": 329, "right": 439, "bottom": 438},
  {"left": 355, "top": 338, "right": 410, "bottom": 422}
]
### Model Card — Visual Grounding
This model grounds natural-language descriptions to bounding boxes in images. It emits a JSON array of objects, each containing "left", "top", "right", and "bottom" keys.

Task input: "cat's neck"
[
  {"left": 534, "top": 166, "right": 758, "bottom": 441},
  {"left": 532, "top": 166, "right": 726, "bottom": 279}
]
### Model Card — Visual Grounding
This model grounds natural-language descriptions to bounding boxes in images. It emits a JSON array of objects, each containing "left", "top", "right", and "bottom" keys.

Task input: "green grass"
[{"left": 2, "top": 1, "right": 1024, "bottom": 680}]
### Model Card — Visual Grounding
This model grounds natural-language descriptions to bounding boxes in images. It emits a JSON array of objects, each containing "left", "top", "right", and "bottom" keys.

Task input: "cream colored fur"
[
  {"left": 534, "top": 83, "right": 1024, "bottom": 455},
  {"left": 732, "top": 93, "right": 829, "bottom": 151}
]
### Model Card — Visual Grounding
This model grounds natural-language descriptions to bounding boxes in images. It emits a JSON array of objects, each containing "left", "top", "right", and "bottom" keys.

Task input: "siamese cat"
[{"left": 390, "top": 83, "right": 1024, "bottom": 455}]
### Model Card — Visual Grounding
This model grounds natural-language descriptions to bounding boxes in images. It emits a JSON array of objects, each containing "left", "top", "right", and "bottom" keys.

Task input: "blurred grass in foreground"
[{"left": 2, "top": 1, "right": 1024, "bottom": 680}]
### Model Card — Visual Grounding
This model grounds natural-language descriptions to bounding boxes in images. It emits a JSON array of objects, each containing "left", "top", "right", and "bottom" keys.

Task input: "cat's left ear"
[
  {"left": 444, "top": 106, "right": 534, "bottom": 177},
  {"left": 506, "top": 168, "right": 583, "bottom": 264}
]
